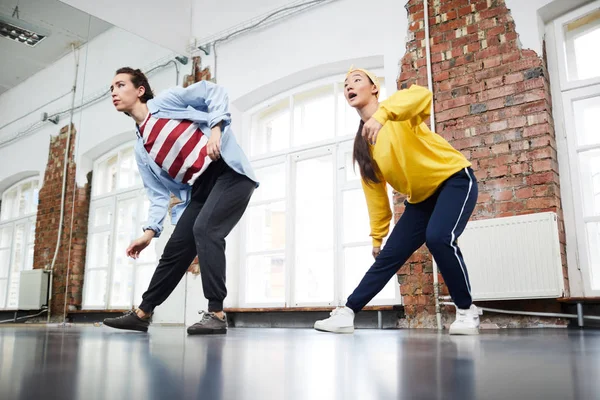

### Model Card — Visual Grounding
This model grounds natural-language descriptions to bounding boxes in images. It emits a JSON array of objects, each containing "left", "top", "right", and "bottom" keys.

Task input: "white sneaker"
[
  {"left": 314, "top": 307, "right": 355, "bottom": 334},
  {"left": 449, "top": 304, "right": 481, "bottom": 335}
]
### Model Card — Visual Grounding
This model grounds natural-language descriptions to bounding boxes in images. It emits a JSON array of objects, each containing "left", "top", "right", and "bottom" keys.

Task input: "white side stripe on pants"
[{"left": 450, "top": 167, "right": 473, "bottom": 294}]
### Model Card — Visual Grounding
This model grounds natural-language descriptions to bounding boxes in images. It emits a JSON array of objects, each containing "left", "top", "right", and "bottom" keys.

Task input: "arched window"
[
  {"left": 0, "top": 177, "right": 39, "bottom": 309},
  {"left": 240, "top": 71, "right": 400, "bottom": 307},
  {"left": 82, "top": 144, "right": 157, "bottom": 309}
]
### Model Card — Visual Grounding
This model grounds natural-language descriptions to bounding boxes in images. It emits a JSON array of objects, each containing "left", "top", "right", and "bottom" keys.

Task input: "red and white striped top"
[{"left": 138, "top": 113, "right": 213, "bottom": 185}]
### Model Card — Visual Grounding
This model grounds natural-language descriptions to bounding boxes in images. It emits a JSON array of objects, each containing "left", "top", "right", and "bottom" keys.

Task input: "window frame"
[
  {"left": 547, "top": 0, "right": 600, "bottom": 297},
  {"left": 0, "top": 176, "right": 39, "bottom": 310},
  {"left": 560, "top": 84, "right": 600, "bottom": 296},
  {"left": 553, "top": 1, "right": 600, "bottom": 92}
]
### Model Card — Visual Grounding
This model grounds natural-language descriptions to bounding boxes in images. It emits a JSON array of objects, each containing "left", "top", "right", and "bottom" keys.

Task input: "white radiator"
[
  {"left": 434, "top": 212, "right": 564, "bottom": 301},
  {"left": 18, "top": 269, "right": 49, "bottom": 310}
]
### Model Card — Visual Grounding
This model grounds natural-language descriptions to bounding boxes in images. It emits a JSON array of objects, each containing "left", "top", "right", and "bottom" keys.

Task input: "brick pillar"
[
  {"left": 396, "top": 0, "right": 566, "bottom": 327},
  {"left": 33, "top": 124, "right": 91, "bottom": 316}
]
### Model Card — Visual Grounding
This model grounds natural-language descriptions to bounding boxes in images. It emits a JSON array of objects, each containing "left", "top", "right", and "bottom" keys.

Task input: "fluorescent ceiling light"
[{"left": 0, "top": 14, "right": 50, "bottom": 47}]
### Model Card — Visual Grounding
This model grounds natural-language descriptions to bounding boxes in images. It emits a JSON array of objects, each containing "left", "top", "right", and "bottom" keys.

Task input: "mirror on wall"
[{"left": 0, "top": 0, "right": 194, "bottom": 321}]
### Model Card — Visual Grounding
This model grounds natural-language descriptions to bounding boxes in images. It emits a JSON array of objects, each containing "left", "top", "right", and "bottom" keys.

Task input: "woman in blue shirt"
[{"left": 103, "top": 67, "right": 258, "bottom": 334}]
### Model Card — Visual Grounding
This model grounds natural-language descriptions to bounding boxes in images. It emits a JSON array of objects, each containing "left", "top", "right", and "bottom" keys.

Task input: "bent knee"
[{"left": 425, "top": 231, "right": 453, "bottom": 251}]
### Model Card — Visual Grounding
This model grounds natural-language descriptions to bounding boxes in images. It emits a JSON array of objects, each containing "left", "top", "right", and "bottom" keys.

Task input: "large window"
[
  {"left": 0, "top": 177, "right": 39, "bottom": 309},
  {"left": 549, "top": 1, "right": 600, "bottom": 295},
  {"left": 82, "top": 144, "right": 157, "bottom": 309},
  {"left": 241, "top": 72, "right": 400, "bottom": 307}
]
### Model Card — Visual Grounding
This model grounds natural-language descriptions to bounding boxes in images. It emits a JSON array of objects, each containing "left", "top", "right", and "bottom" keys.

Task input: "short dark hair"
[{"left": 115, "top": 67, "right": 154, "bottom": 103}]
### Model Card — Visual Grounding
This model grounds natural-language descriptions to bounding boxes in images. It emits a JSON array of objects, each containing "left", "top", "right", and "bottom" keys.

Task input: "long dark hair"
[
  {"left": 353, "top": 120, "right": 381, "bottom": 184},
  {"left": 115, "top": 67, "right": 154, "bottom": 103}
]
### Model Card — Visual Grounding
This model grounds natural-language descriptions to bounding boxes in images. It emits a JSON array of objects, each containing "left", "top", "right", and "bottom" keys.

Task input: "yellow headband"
[{"left": 345, "top": 66, "right": 380, "bottom": 98}]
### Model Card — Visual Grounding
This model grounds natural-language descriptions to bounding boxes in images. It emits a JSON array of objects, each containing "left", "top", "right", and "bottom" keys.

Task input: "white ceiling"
[{"left": 0, "top": 0, "right": 112, "bottom": 95}]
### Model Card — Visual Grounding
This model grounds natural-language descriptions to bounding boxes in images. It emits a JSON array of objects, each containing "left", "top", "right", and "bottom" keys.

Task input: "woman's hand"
[
  {"left": 207, "top": 123, "right": 222, "bottom": 161},
  {"left": 126, "top": 230, "right": 155, "bottom": 259},
  {"left": 372, "top": 246, "right": 381, "bottom": 259},
  {"left": 362, "top": 117, "right": 383, "bottom": 145}
]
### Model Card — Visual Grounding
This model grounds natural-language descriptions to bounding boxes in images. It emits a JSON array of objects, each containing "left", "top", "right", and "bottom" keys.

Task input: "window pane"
[
  {"left": 25, "top": 245, "right": 34, "bottom": 271},
  {"left": 95, "top": 154, "right": 119, "bottom": 196},
  {"left": 28, "top": 220, "right": 35, "bottom": 245},
  {"left": 88, "top": 232, "right": 111, "bottom": 269},
  {"left": 109, "top": 198, "right": 137, "bottom": 307},
  {"left": 84, "top": 270, "right": 108, "bottom": 307},
  {"left": 118, "top": 148, "right": 138, "bottom": 190},
  {"left": 32, "top": 181, "right": 39, "bottom": 214},
  {"left": 0, "top": 280, "right": 6, "bottom": 308},
  {"left": 11, "top": 224, "right": 25, "bottom": 273},
  {"left": 114, "top": 198, "right": 137, "bottom": 253},
  {"left": 344, "top": 151, "right": 360, "bottom": 181},
  {"left": 251, "top": 164, "right": 285, "bottom": 203},
  {"left": 578, "top": 149, "right": 600, "bottom": 217},
  {"left": 586, "top": 221, "right": 600, "bottom": 289},
  {"left": 294, "top": 155, "right": 334, "bottom": 303},
  {"left": 94, "top": 205, "right": 113, "bottom": 227},
  {"left": 137, "top": 241, "right": 157, "bottom": 264},
  {"left": 251, "top": 99, "right": 290, "bottom": 156},
  {"left": 293, "top": 85, "right": 335, "bottom": 146},
  {"left": 1, "top": 188, "right": 17, "bottom": 221},
  {"left": 0, "top": 226, "right": 12, "bottom": 248},
  {"left": 140, "top": 195, "right": 151, "bottom": 224},
  {"left": 245, "top": 254, "right": 285, "bottom": 303},
  {"left": 564, "top": 10, "right": 600, "bottom": 81},
  {"left": 134, "top": 264, "right": 155, "bottom": 307},
  {"left": 246, "top": 202, "right": 286, "bottom": 252},
  {"left": 343, "top": 246, "right": 396, "bottom": 302},
  {"left": 337, "top": 83, "right": 361, "bottom": 137},
  {"left": 379, "top": 84, "right": 388, "bottom": 101},
  {"left": 342, "top": 189, "right": 370, "bottom": 244},
  {"left": 0, "top": 249, "right": 10, "bottom": 278},
  {"left": 573, "top": 95, "right": 600, "bottom": 147},
  {"left": 18, "top": 182, "right": 32, "bottom": 216},
  {"left": 109, "top": 265, "right": 133, "bottom": 308}
]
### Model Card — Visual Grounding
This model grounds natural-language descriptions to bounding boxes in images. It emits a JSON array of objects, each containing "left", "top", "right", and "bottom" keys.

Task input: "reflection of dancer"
[
  {"left": 315, "top": 68, "right": 480, "bottom": 335},
  {"left": 103, "top": 68, "right": 257, "bottom": 334}
]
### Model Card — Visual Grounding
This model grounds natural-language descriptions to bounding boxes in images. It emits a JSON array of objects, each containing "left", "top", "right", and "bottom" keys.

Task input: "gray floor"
[{"left": 0, "top": 326, "right": 599, "bottom": 400}]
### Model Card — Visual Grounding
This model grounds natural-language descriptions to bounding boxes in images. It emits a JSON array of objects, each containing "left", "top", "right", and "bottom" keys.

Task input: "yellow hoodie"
[{"left": 364, "top": 84, "right": 472, "bottom": 247}]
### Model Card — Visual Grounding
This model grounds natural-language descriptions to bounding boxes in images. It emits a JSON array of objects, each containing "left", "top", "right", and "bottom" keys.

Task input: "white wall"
[
  {"left": 58, "top": 0, "right": 192, "bottom": 55},
  {"left": 192, "top": 0, "right": 299, "bottom": 41},
  {"left": 212, "top": 0, "right": 405, "bottom": 107}
]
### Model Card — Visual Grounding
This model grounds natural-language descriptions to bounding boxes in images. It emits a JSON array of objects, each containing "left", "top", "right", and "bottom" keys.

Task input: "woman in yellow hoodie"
[{"left": 315, "top": 68, "right": 480, "bottom": 335}]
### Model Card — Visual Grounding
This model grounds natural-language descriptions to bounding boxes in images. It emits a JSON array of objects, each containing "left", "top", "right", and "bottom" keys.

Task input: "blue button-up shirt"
[{"left": 134, "top": 80, "right": 258, "bottom": 237}]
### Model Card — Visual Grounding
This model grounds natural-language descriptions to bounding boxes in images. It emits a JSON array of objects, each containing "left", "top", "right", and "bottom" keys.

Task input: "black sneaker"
[
  {"left": 187, "top": 311, "right": 227, "bottom": 335},
  {"left": 103, "top": 310, "right": 150, "bottom": 332}
]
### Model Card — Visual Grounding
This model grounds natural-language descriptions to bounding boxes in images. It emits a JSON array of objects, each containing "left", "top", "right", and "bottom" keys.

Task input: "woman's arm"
[
  {"left": 361, "top": 178, "right": 392, "bottom": 248},
  {"left": 163, "top": 80, "right": 232, "bottom": 130},
  {"left": 372, "top": 84, "right": 432, "bottom": 127}
]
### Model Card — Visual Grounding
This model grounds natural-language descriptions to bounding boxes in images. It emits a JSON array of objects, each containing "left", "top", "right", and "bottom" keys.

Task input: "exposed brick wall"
[
  {"left": 395, "top": 0, "right": 567, "bottom": 326},
  {"left": 34, "top": 124, "right": 91, "bottom": 316}
]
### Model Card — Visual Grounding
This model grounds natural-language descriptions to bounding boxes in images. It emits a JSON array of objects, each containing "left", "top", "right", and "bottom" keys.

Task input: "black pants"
[
  {"left": 346, "top": 167, "right": 478, "bottom": 312},
  {"left": 139, "top": 159, "right": 255, "bottom": 313}
]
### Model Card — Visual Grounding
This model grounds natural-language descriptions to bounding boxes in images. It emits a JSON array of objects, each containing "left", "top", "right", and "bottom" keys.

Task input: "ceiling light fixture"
[{"left": 0, "top": 14, "right": 50, "bottom": 47}]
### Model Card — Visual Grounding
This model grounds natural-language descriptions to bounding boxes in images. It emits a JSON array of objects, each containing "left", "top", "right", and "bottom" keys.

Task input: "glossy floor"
[{"left": 0, "top": 326, "right": 598, "bottom": 400}]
